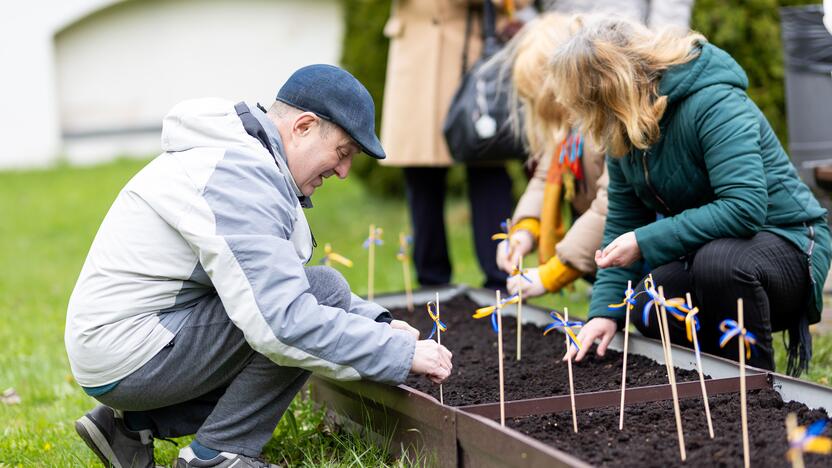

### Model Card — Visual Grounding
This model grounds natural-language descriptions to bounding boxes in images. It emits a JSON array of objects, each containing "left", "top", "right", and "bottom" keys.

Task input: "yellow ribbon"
[
  {"left": 472, "top": 294, "right": 520, "bottom": 318},
  {"left": 322, "top": 243, "right": 353, "bottom": 268}
]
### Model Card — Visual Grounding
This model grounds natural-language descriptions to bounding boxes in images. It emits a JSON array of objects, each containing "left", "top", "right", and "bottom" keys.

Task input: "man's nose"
[{"left": 335, "top": 156, "right": 353, "bottom": 179}]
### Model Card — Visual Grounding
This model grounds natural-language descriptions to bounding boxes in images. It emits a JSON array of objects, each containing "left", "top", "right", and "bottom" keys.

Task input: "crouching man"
[{"left": 65, "top": 64, "right": 452, "bottom": 468}]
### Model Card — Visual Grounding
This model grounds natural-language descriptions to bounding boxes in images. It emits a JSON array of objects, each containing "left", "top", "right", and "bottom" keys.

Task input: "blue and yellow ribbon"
[
  {"left": 426, "top": 301, "right": 447, "bottom": 340},
  {"left": 511, "top": 265, "right": 533, "bottom": 284},
  {"left": 718, "top": 319, "right": 758, "bottom": 359},
  {"left": 640, "top": 279, "right": 689, "bottom": 329},
  {"left": 608, "top": 285, "right": 638, "bottom": 314},
  {"left": 319, "top": 243, "right": 353, "bottom": 268},
  {"left": 491, "top": 219, "right": 513, "bottom": 254},
  {"left": 543, "top": 311, "right": 584, "bottom": 351},
  {"left": 473, "top": 294, "right": 520, "bottom": 333},
  {"left": 396, "top": 234, "right": 412, "bottom": 262},
  {"left": 671, "top": 302, "right": 701, "bottom": 344},
  {"left": 789, "top": 419, "right": 832, "bottom": 458},
  {"left": 363, "top": 227, "right": 383, "bottom": 249}
]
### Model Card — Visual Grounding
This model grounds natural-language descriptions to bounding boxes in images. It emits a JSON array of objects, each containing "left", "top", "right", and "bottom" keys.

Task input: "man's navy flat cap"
[{"left": 276, "top": 64, "right": 386, "bottom": 159}]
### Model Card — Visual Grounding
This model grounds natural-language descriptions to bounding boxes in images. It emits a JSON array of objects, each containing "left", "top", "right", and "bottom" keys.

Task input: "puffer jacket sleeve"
[
  {"left": 634, "top": 88, "right": 767, "bottom": 269},
  {"left": 588, "top": 157, "right": 656, "bottom": 322},
  {"left": 512, "top": 151, "right": 551, "bottom": 223},
  {"left": 174, "top": 148, "right": 415, "bottom": 384},
  {"left": 556, "top": 166, "right": 608, "bottom": 274}
]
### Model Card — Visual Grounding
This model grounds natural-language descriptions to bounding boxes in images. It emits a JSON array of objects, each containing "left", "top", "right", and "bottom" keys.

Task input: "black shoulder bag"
[{"left": 442, "top": 1, "right": 527, "bottom": 163}]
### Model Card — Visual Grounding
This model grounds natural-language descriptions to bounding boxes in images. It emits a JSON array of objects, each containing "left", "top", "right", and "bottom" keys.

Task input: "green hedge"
[{"left": 340, "top": 0, "right": 819, "bottom": 197}]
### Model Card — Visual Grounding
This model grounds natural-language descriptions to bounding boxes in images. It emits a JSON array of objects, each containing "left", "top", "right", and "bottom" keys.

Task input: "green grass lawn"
[{"left": 1, "top": 158, "right": 829, "bottom": 466}]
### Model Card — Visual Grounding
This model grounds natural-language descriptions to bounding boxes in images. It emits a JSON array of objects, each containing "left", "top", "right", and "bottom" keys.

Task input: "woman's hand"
[
  {"left": 496, "top": 230, "right": 534, "bottom": 273},
  {"left": 595, "top": 232, "right": 641, "bottom": 269},
  {"left": 564, "top": 317, "right": 617, "bottom": 362},
  {"left": 506, "top": 267, "right": 546, "bottom": 298}
]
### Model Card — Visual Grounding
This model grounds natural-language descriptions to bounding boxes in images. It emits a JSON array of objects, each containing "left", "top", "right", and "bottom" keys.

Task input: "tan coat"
[
  {"left": 512, "top": 146, "right": 608, "bottom": 274},
  {"left": 380, "top": 0, "right": 483, "bottom": 167}
]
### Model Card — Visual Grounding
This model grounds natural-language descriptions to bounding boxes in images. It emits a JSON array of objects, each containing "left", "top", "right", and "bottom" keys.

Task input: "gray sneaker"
[
  {"left": 75, "top": 405, "right": 155, "bottom": 468},
  {"left": 175, "top": 447, "right": 280, "bottom": 468}
]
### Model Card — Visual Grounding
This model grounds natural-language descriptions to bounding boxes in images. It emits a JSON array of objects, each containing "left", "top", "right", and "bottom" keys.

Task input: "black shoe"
[{"left": 75, "top": 405, "right": 155, "bottom": 468}]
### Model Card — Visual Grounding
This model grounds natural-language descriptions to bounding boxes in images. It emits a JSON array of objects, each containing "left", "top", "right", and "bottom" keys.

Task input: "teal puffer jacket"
[{"left": 588, "top": 42, "right": 831, "bottom": 326}]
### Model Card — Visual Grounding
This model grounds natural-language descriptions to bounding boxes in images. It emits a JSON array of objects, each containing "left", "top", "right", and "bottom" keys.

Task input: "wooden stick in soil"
[
  {"left": 619, "top": 280, "right": 633, "bottom": 431},
  {"left": 659, "top": 286, "right": 687, "bottom": 461},
  {"left": 649, "top": 274, "right": 673, "bottom": 378},
  {"left": 785, "top": 413, "right": 805, "bottom": 468},
  {"left": 368, "top": 224, "right": 375, "bottom": 301},
  {"left": 738, "top": 298, "right": 750, "bottom": 468},
  {"left": 496, "top": 289, "right": 505, "bottom": 427},
  {"left": 565, "top": 307, "right": 578, "bottom": 433},
  {"left": 400, "top": 233, "right": 413, "bottom": 312},
  {"left": 516, "top": 257, "right": 523, "bottom": 361},
  {"left": 686, "top": 292, "right": 714, "bottom": 439},
  {"left": 436, "top": 292, "right": 443, "bottom": 405}
]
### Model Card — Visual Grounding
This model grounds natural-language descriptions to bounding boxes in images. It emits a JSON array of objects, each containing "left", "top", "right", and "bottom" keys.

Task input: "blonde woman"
[
  {"left": 497, "top": 13, "right": 609, "bottom": 297},
  {"left": 554, "top": 17, "right": 831, "bottom": 375}
]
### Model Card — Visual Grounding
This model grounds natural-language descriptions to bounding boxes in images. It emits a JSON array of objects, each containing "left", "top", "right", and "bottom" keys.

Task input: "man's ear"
[{"left": 292, "top": 112, "right": 319, "bottom": 138}]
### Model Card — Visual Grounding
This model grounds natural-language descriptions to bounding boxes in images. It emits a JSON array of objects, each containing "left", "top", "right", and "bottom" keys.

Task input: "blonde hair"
[
  {"left": 548, "top": 16, "right": 705, "bottom": 157},
  {"left": 501, "top": 13, "right": 577, "bottom": 160}
]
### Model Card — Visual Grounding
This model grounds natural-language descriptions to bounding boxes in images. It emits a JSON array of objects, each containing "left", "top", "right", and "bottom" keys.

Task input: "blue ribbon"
[
  {"left": 718, "top": 319, "right": 758, "bottom": 359},
  {"left": 543, "top": 311, "right": 584, "bottom": 350},
  {"left": 426, "top": 302, "right": 447, "bottom": 340}
]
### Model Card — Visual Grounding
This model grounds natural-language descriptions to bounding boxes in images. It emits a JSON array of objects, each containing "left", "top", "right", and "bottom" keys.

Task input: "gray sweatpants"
[{"left": 96, "top": 266, "right": 353, "bottom": 456}]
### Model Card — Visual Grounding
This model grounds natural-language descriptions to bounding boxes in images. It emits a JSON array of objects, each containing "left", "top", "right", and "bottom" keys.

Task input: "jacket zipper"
[{"left": 641, "top": 150, "right": 672, "bottom": 214}]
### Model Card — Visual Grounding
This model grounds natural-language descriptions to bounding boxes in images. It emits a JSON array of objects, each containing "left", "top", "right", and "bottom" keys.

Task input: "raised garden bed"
[
  {"left": 510, "top": 387, "right": 831, "bottom": 467},
  {"left": 397, "top": 294, "right": 701, "bottom": 405},
  {"left": 308, "top": 286, "right": 832, "bottom": 467}
]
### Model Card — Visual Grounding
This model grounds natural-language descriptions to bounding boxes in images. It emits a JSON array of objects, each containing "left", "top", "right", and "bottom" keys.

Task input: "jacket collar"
[{"left": 235, "top": 101, "right": 312, "bottom": 208}]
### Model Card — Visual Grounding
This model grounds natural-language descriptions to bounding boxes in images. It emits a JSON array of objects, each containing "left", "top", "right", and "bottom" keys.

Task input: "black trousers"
[
  {"left": 403, "top": 165, "right": 513, "bottom": 289},
  {"left": 629, "top": 232, "right": 810, "bottom": 371}
]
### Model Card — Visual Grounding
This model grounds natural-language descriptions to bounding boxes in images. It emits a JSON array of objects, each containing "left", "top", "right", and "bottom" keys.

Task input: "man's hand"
[
  {"left": 411, "top": 340, "right": 453, "bottom": 384},
  {"left": 496, "top": 230, "right": 534, "bottom": 273},
  {"left": 564, "top": 317, "right": 617, "bottom": 362},
  {"left": 506, "top": 267, "right": 546, "bottom": 298},
  {"left": 595, "top": 232, "right": 641, "bottom": 269},
  {"left": 390, "top": 319, "right": 419, "bottom": 340}
]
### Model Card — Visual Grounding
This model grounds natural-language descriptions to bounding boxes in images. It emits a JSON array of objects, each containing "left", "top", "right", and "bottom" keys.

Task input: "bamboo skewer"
[
  {"left": 565, "top": 307, "right": 578, "bottom": 433},
  {"left": 516, "top": 258, "right": 523, "bottom": 361},
  {"left": 785, "top": 413, "right": 805, "bottom": 468},
  {"left": 400, "top": 233, "right": 413, "bottom": 312},
  {"left": 659, "top": 286, "right": 687, "bottom": 462},
  {"left": 619, "top": 280, "right": 633, "bottom": 430},
  {"left": 648, "top": 275, "right": 673, "bottom": 378},
  {"left": 497, "top": 290, "right": 506, "bottom": 427},
  {"left": 686, "top": 292, "right": 714, "bottom": 439},
  {"left": 436, "top": 292, "right": 443, "bottom": 405},
  {"left": 368, "top": 225, "right": 376, "bottom": 301},
  {"left": 738, "top": 298, "right": 750, "bottom": 468}
]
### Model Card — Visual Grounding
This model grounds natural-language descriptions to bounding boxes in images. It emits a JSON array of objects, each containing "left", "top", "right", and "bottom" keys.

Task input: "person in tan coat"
[
  {"left": 489, "top": 13, "right": 608, "bottom": 297},
  {"left": 380, "top": 0, "right": 521, "bottom": 289}
]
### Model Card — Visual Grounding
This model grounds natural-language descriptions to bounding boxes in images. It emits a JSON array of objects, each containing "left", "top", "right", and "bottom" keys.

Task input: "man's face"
[{"left": 284, "top": 113, "right": 360, "bottom": 197}]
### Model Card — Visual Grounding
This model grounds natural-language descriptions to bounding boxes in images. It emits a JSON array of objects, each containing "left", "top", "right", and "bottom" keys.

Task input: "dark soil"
[
  {"left": 510, "top": 388, "right": 831, "bottom": 467},
  {"left": 392, "top": 294, "right": 831, "bottom": 467},
  {"left": 395, "top": 295, "right": 701, "bottom": 406}
]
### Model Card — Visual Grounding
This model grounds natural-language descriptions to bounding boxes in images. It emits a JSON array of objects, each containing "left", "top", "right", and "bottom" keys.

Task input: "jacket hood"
[
  {"left": 161, "top": 98, "right": 255, "bottom": 153},
  {"left": 659, "top": 42, "right": 749, "bottom": 106}
]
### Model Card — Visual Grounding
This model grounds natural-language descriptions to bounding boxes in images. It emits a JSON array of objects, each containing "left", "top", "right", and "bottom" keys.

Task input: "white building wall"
[{"left": 0, "top": 0, "right": 344, "bottom": 169}]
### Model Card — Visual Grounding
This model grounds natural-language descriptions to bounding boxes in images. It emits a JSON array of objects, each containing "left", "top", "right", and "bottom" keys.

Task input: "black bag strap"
[
  {"left": 461, "top": 3, "right": 474, "bottom": 77},
  {"left": 482, "top": 0, "right": 500, "bottom": 57},
  {"left": 461, "top": 1, "right": 500, "bottom": 76}
]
